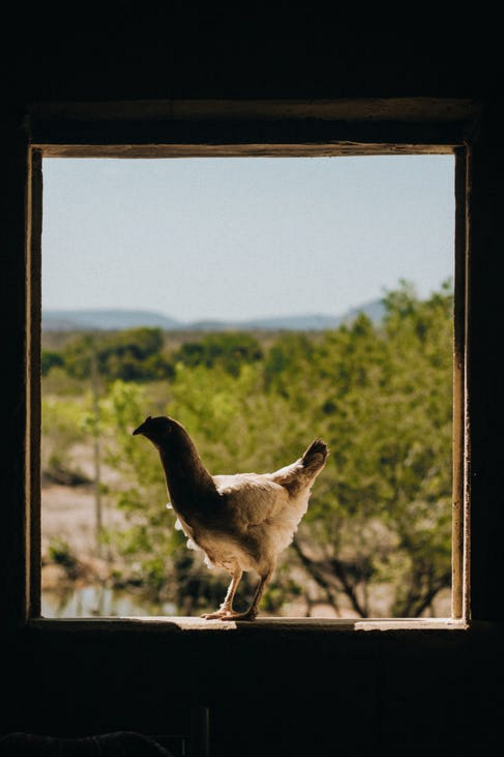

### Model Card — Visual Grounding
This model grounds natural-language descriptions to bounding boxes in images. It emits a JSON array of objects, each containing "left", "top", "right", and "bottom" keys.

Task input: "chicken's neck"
[{"left": 158, "top": 439, "right": 218, "bottom": 519}]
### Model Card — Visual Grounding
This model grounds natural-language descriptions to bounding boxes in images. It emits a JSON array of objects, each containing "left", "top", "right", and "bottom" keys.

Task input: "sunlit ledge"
[{"left": 28, "top": 616, "right": 469, "bottom": 632}]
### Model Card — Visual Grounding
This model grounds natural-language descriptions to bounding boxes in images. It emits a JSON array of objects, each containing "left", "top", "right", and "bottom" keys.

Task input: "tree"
[
  {"left": 41, "top": 350, "right": 64, "bottom": 376},
  {"left": 174, "top": 332, "right": 263, "bottom": 377},
  {"left": 62, "top": 328, "right": 174, "bottom": 382},
  {"left": 292, "top": 282, "right": 453, "bottom": 616}
]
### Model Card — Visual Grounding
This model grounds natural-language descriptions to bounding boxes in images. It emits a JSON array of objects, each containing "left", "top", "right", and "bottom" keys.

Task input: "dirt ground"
[
  {"left": 41, "top": 480, "right": 130, "bottom": 594},
  {"left": 42, "top": 484, "right": 98, "bottom": 554},
  {"left": 42, "top": 481, "right": 128, "bottom": 552},
  {"left": 41, "top": 440, "right": 128, "bottom": 556}
]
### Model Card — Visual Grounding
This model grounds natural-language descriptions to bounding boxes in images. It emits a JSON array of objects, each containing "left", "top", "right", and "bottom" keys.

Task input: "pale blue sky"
[{"left": 42, "top": 155, "right": 455, "bottom": 323}]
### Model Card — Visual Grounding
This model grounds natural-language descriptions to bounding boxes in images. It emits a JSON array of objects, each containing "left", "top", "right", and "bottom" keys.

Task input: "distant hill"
[
  {"left": 42, "top": 300, "right": 386, "bottom": 332},
  {"left": 42, "top": 309, "right": 183, "bottom": 332}
]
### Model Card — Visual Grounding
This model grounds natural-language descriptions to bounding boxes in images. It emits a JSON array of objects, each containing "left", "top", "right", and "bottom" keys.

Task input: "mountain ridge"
[{"left": 42, "top": 300, "right": 386, "bottom": 332}]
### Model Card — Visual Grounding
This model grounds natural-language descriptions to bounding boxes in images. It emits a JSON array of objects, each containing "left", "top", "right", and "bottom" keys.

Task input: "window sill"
[{"left": 27, "top": 616, "right": 469, "bottom": 633}]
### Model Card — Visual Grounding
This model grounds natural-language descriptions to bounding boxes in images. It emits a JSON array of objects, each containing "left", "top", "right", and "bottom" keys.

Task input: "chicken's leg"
[
  {"left": 201, "top": 566, "right": 243, "bottom": 619},
  {"left": 219, "top": 569, "right": 273, "bottom": 621}
]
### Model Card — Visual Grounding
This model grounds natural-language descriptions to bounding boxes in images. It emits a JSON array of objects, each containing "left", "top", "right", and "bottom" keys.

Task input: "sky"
[{"left": 42, "top": 155, "right": 455, "bottom": 323}]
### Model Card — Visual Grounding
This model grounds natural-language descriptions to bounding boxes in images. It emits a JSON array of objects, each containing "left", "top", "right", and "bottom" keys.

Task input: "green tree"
[
  {"left": 41, "top": 350, "right": 64, "bottom": 376},
  {"left": 293, "top": 281, "right": 453, "bottom": 617},
  {"left": 41, "top": 395, "right": 91, "bottom": 484},
  {"left": 62, "top": 328, "right": 174, "bottom": 382},
  {"left": 174, "top": 332, "right": 263, "bottom": 377}
]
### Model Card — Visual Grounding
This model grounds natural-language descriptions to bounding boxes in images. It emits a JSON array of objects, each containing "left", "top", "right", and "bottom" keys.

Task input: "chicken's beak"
[{"left": 132, "top": 416, "right": 152, "bottom": 436}]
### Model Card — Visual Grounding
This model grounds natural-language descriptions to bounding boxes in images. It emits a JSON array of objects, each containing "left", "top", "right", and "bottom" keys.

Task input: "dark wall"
[
  {"left": 2, "top": 24, "right": 504, "bottom": 756},
  {"left": 6, "top": 22, "right": 503, "bottom": 103}
]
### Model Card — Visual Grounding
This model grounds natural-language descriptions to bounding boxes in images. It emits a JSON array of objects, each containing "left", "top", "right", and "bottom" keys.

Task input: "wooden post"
[{"left": 89, "top": 339, "right": 103, "bottom": 558}]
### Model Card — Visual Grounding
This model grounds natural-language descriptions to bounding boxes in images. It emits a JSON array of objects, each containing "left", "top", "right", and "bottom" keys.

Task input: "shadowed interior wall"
[{"left": 2, "top": 24, "right": 503, "bottom": 755}]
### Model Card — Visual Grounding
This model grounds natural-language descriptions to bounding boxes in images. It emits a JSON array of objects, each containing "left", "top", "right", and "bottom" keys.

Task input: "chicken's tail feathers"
[
  {"left": 269, "top": 438, "right": 329, "bottom": 492},
  {"left": 302, "top": 438, "right": 329, "bottom": 475}
]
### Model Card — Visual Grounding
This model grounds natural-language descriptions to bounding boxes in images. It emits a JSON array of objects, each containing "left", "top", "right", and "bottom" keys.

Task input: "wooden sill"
[{"left": 27, "top": 616, "right": 469, "bottom": 633}]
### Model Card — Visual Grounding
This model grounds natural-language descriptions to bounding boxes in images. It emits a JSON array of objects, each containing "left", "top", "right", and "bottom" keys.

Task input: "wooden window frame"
[{"left": 22, "top": 98, "right": 476, "bottom": 631}]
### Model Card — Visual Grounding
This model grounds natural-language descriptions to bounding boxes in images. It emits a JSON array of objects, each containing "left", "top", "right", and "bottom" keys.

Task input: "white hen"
[{"left": 133, "top": 415, "right": 328, "bottom": 620}]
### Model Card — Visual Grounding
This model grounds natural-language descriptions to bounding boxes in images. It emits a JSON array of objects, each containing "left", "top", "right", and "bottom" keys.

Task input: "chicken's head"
[{"left": 132, "top": 415, "right": 180, "bottom": 447}]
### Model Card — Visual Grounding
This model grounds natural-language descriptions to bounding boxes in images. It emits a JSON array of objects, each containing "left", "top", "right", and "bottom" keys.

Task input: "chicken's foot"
[
  {"left": 200, "top": 608, "right": 233, "bottom": 620},
  {"left": 216, "top": 608, "right": 258, "bottom": 621},
  {"left": 216, "top": 569, "right": 273, "bottom": 622},
  {"left": 201, "top": 566, "right": 243, "bottom": 620}
]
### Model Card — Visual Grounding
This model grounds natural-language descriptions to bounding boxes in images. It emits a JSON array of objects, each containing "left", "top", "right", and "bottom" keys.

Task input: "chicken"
[{"left": 132, "top": 415, "right": 329, "bottom": 620}]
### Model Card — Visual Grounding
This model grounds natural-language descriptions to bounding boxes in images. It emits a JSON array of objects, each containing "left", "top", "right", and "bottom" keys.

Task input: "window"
[{"left": 24, "top": 100, "right": 473, "bottom": 630}]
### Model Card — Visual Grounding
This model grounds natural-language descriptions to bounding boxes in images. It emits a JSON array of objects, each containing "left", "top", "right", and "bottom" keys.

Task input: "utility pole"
[{"left": 89, "top": 338, "right": 103, "bottom": 558}]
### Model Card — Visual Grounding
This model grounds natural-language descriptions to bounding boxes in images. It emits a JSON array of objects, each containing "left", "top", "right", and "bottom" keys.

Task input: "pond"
[{"left": 42, "top": 585, "right": 178, "bottom": 618}]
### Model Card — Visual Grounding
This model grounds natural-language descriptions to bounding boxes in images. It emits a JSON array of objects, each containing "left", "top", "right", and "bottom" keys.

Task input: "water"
[{"left": 42, "top": 585, "right": 178, "bottom": 618}]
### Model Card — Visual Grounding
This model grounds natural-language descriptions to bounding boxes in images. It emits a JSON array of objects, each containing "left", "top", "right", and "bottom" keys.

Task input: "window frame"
[{"left": 24, "top": 98, "right": 474, "bottom": 630}]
